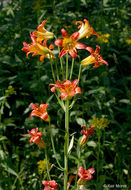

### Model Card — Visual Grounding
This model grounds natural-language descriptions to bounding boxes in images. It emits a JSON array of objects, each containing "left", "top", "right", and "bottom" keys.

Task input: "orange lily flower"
[
  {"left": 80, "top": 126, "right": 95, "bottom": 146},
  {"left": 77, "top": 167, "right": 95, "bottom": 185},
  {"left": 22, "top": 34, "right": 55, "bottom": 62},
  {"left": 42, "top": 180, "right": 58, "bottom": 190},
  {"left": 81, "top": 45, "right": 108, "bottom": 68},
  {"left": 50, "top": 79, "right": 81, "bottom": 100},
  {"left": 30, "top": 103, "right": 49, "bottom": 121},
  {"left": 32, "top": 20, "right": 54, "bottom": 42},
  {"left": 54, "top": 29, "right": 87, "bottom": 59},
  {"left": 27, "top": 128, "right": 46, "bottom": 148},
  {"left": 76, "top": 19, "right": 99, "bottom": 40}
]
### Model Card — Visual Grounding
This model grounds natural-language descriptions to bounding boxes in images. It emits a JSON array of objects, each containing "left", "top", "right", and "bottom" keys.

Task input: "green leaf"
[
  {"left": 119, "top": 99, "right": 130, "bottom": 104},
  {"left": 1, "top": 163, "right": 18, "bottom": 177},
  {"left": 0, "top": 136, "right": 8, "bottom": 141},
  {"left": 87, "top": 141, "right": 97, "bottom": 147},
  {"left": 76, "top": 118, "right": 86, "bottom": 126},
  {"left": 68, "top": 135, "right": 74, "bottom": 154}
]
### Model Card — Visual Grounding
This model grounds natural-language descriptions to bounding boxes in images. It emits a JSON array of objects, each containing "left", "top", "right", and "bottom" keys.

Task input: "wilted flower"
[
  {"left": 32, "top": 20, "right": 54, "bottom": 42},
  {"left": 96, "top": 32, "right": 110, "bottom": 43},
  {"left": 81, "top": 45, "right": 108, "bottom": 68},
  {"left": 77, "top": 167, "right": 95, "bottom": 185},
  {"left": 90, "top": 117, "right": 110, "bottom": 129},
  {"left": 37, "top": 159, "right": 50, "bottom": 174},
  {"left": 22, "top": 34, "right": 55, "bottom": 62},
  {"left": 50, "top": 79, "right": 81, "bottom": 100},
  {"left": 42, "top": 180, "right": 58, "bottom": 190},
  {"left": 76, "top": 19, "right": 99, "bottom": 40},
  {"left": 30, "top": 103, "right": 49, "bottom": 121},
  {"left": 27, "top": 128, "right": 46, "bottom": 148},
  {"left": 55, "top": 29, "right": 87, "bottom": 59},
  {"left": 80, "top": 126, "right": 95, "bottom": 146}
]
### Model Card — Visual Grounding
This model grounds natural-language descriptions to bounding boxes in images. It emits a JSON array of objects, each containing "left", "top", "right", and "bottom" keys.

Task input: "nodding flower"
[
  {"left": 30, "top": 103, "right": 50, "bottom": 121},
  {"left": 32, "top": 20, "right": 54, "bottom": 42},
  {"left": 27, "top": 128, "right": 46, "bottom": 148},
  {"left": 76, "top": 19, "right": 99, "bottom": 40},
  {"left": 80, "top": 126, "right": 95, "bottom": 146},
  {"left": 81, "top": 45, "right": 108, "bottom": 68},
  {"left": 77, "top": 167, "right": 95, "bottom": 185},
  {"left": 22, "top": 34, "right": 55, "bottom": 62}
]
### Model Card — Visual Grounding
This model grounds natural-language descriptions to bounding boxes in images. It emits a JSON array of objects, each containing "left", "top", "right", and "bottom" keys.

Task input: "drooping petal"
[
  {"left": 77, "top": 43, "right": 87, "bottom": 49},
  {"left": 88, "top": 168, "right": 95, "bottom": 174},
  {"left": 68, "top": 49, "right": 77, "bottom": 59},
  {"left": 59, "top": 48, "right": 67, "bottom": 57},
  {"left": 86, "top": 46, "right": 94, "bottom": 53},
  {"left": 99, "top": 59, "right": 108, "bottom": 66},
  {"left": 54, "top": 39, "right": 63, "bottom": 47},
  {"left": 50, "top": 86, "right": 56, "bottom": 93},
  {"left": 75, "top": 87, "right": 81, "bottom": 94}
]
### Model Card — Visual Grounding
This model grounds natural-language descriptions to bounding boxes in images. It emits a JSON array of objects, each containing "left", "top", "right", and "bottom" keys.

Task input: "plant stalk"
[{"left": 64, "top": 100, "right": 69, "bottom": 190}]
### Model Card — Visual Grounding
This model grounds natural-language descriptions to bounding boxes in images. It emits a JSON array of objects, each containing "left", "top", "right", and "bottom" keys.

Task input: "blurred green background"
[{"left": 0, "top": 0, "right": 131, "bottom": 189}]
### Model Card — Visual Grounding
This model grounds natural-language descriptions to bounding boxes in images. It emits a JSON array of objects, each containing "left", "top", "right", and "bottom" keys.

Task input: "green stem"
[
  {"left": 78, "top": 64, "right": 82, "bottom": 82},
  {"left": 66, "top": 53, "right": 69, "bottom": 80},
  {"left": 45, "top": 147, "right": 51, "bottom": 180},
  {"left": 55, "top": 60, "right": 59, "bottom": 81},
  {"left": 96, "top": 129, "right": 101, "bottom": 187},
  {"left": 55, "top": 93, "right": 65, "bottom": 112},
  {"left": 50, "top": 58, "right": 56, "bottom": 83},
  {"left": 49, "top": 120, "right": 64, "bottom": 171},
  {"left": 64, "top": 100, "right": 69, "bottom": 190},
  {"left": 69, "top": 58, "right": 74, "bottom": 80},
  {"left": 54, "top": 36, "right": 64, "bottom": 80},
  {"left": 0, "top": 95, "right": 7, "bottom": 124},
  {"left": 58, "top": 47, "right": 64, "bottom": 80}
]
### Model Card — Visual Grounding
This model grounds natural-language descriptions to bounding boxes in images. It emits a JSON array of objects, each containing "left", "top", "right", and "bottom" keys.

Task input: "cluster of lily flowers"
[{"left": 22, "top": 18, "right": 108, "bottom": 189}]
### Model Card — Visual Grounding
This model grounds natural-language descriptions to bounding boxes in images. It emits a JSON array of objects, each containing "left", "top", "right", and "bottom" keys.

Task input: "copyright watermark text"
[{"left": 103, "top": 184, "right": 127, "bottom": 189}]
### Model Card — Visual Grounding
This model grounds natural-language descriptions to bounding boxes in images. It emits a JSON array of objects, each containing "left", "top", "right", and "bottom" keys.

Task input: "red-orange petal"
[
  {"left": 40, "top": 104, "right": 48, "bottom": 110},
  {"left": 95, "top": 45, "right": 100, "bottom": 53},
  {"left": 41, "top": 112, "right": 48, "bottom": 120},
  {"left": 77, "top": 43, "right": 87, "bottom": 49},
  {"left": 37, "top": 20, "right": 47, "bottom": 30},
  {"left": 30, "top": 103, "right": 38, "bottom": 110},
  {"left": 86, "top": 46, "right": 94, "bottom": 53},
  {"left": 100, "top": 59, "right": 108, "bottom": 66},
  {"left": 59, "top": 48, "right": 67, "bottom": 57},
  {"left": 71, "top": 31, "right": 79, "bottom": 40},
  {"left": 61, "top": 92, "right": 68, "bottom": 100},
  {"left": 72, "top": 79, "right": 79, "bottom": 86},
  {"left": 54, "top": 39, "right": 63, "bottom": 47},
  {"left": 61, "top": 28, "right": 69, "bottom": 38},
  {"left": 75, "top": 87, "right": 81, "bottom": 94},
  {"left": 50, "top": 86, "right": 56, "bottom": 92},
  {"left": 69, "top": 50, "right": 77, "bottom": 59}
]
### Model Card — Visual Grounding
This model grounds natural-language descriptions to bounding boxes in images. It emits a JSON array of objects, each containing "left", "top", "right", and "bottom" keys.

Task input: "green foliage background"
[{"left": 0, "top": 0, "right": 131, "bottom": 189}]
